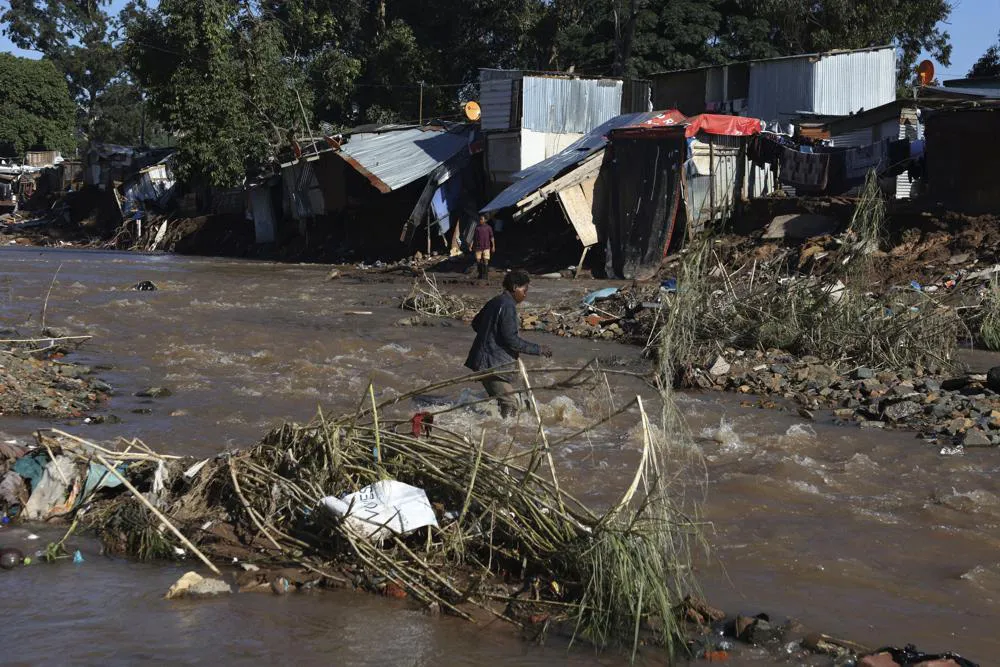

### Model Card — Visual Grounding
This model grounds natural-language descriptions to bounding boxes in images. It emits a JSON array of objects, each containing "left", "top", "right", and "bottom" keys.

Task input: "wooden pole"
[
  {"left": 574, "top": 245, "right": 590, "bottom": 279},
  {"left": 709, "top": 137, "right": 716, "bottom": 222}
]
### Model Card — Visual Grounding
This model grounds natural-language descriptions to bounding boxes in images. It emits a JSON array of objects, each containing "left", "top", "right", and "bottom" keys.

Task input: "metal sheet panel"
[
  {"left": 521, "top": 76, "right": 622, "bottom": 134},
  {"left": 337, "top": 126, "right": 472, "bottom": 192},
  {"left": 486, "top": 132, "right": 521, "bottom": 186},
  {"left": 621, "top": 79, "right": 652, "bottom": 113},
  {"left": 813, "top": 47, "right": 896, "bottom": 115},
  {"left": 685, "top": 136, "right": 741, "bottom": 226},
  {"left": 249, "top": 187, "right": 275, "bottom": 243},
  {"left": 896, "top": 114, "right": 924, "bottom": 199},
  {"left": 747, "top": 57, "right": 816, "bottom": 122},
  {"left": 481, "top": 78, "right": 515, "bottom": 131},
  {"left": 481, "top": 111, "right": 655, "bottom": 214},
  {"left": 479, "top": 68, "right": 522, "bottom": 82},
  {"left": 829, "top": 127, "right": 874, "bottom": 147},
  {"left": 520, "top": 129, "right": 586, "bottom": 170}
]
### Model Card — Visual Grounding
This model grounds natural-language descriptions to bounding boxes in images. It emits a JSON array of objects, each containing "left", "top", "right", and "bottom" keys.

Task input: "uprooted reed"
[
  {"left": 650, "top": 187, "right": 964, "bottom": 372},
  {"left": 402, "top": 271, "right": 470, "bottom": 318},
  {"left": 978, "top": 275, "right": 1000, "bottom": 351},
  {"left": 42, "top": 362, "right": 705, "bottom": 659}
]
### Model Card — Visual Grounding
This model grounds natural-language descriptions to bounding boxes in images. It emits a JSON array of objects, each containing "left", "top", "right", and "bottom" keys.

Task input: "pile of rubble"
[{"left": 0, "top": 330, "right": 110, "bottom": 419}]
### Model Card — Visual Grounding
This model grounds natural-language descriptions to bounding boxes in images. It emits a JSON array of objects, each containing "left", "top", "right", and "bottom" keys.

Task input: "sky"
[{"left": 0, "top": 0, "right": 997, "bottom": 80}]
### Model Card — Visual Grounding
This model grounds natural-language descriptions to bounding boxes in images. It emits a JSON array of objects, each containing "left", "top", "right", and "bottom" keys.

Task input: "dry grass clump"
[
  {"left": 650, "top": 184, "right": 963, "bottom": 374},
  {"left": 402, "top": 272, "right": 469, "bottom": 318},
  {"left": 978, "top": 276, "right": 1000, "bottom": 351}
]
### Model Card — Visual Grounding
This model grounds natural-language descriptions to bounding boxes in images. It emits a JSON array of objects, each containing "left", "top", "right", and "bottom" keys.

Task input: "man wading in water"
[{"left": 465, "top": 269, "right": 552, "bottom": 417}]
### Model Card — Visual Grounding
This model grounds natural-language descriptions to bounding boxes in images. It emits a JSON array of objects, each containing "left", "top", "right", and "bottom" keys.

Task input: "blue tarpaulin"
[{"left": 430, "top": 174, "right": 465, "bottom": 235}]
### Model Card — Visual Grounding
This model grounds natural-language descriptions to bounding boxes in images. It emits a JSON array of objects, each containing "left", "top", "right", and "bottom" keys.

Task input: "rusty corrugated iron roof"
[{"left": 336, "top": 124, "right": 476, "bottom": 193}]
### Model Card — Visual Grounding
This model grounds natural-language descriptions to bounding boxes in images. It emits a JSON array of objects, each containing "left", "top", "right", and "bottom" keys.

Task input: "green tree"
[
  {"left": 88, "top": 81, "right": 170, "bottom": 147},
  {"left": 1, "top": 0, "right": 128, "bottom": 140},
  {"left": 123, "top": 0, "right": 305, "bottom": 186},
  {"left": 260, "top": 0, "right": 365, "bottom": 127},
  {"left": 969, "top": 31, "right": 1000, "bottom": 77},
  {"left": 716, "top": 0, "right": 952, "bottom": 85},
  {"left": 0, "top": 53, "right": 76, "bottom": 155}
]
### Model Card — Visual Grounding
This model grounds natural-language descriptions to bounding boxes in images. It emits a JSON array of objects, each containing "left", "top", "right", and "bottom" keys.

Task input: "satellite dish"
[
  {"left": 917, "top": 60, "right": 935, "bottom": 86},
  {"left": 464, "top": 101, "right": 482, "bottom": 122}
]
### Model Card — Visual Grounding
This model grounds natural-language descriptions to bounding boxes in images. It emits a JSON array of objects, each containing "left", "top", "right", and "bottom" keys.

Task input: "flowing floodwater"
[{"left": 1, "top": 246, "right": 998, "bottom": 665}]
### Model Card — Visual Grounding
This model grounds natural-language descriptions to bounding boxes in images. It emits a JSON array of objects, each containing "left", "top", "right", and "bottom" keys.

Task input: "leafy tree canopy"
[
  {"left": 1, "top": 0, "right": 126, "bottom": 138},
  {"left": 123, "top": 0, "right": 306, "bottom": 187},
  {"left": 968, "top": 31, "right": 1000, "bottom": 78},
  {"left": 0, "top": 53, "right": 76, "bottom": 155}
]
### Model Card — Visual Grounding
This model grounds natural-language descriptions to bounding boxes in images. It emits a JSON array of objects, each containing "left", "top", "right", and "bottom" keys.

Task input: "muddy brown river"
[{"left": 1, "top": 247, "right": 997, "bottom": 665}]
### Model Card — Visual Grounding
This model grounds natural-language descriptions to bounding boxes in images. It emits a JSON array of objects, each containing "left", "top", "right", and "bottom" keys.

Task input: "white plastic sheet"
[{"left": 320, "top": 480, "right": 438, "bottom": 542}]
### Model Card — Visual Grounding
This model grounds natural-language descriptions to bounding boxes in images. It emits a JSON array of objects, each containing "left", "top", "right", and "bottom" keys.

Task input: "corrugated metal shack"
[
  {"left": 925, "top": 107, "right": 1000, "bottom": 214},
  {"left": 796, "top": 101, "right": 923, "bottom": 199},
  {"left": 265, "top": 123, "right": 483, "bottom": 256},
  {"left": 482, "top": 112, "right": 762, "bottom": 278},
  {"left": 480, "top": 69, "right": 651, "bottom": 190},
  {"left": 651, "top": 46, "right": 896, "bottom": 125}
]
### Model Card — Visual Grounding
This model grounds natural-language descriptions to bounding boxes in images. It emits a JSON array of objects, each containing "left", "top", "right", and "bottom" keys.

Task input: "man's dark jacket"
[{"left": 465, "top": 291, "right": 540, "bottom": 373}]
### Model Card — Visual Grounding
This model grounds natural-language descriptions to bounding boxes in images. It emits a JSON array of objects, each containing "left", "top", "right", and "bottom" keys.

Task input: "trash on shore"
[
  {"left": 319, "top": 480, "right": 438, "bottom": 542},
  {"left": 0, "top": 362, "right": 704, "bottom": 657}
]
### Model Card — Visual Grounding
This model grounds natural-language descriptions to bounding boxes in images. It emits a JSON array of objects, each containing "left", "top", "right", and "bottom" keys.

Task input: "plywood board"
[{"left": 557, "top": 176, "right": 598, "bottom": 247}]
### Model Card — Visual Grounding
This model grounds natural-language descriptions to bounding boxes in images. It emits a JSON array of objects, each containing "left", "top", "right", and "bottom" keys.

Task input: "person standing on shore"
[
  {"left": 464, "top": 269, "right": 552, "bottom": 417},
  {"left": 472, "top": 215, "right": 495, "bottom": 281}
]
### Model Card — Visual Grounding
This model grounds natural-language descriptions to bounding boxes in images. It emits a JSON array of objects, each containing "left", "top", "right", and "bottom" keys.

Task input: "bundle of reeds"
[
  {"left": 40, "top": 361, "right": 704, "bottom": 659},
  {"left": 402, "top": 272, "right": 471, "bottom": 318}
]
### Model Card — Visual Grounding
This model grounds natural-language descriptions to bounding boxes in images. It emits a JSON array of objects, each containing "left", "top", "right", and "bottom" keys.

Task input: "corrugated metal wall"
[
  {"left": 621, "top": 79, "right": 652, "bottom": 113},
  {"left": 747, "top": 47, "right": 895, "bottom": 123},
  {"left": 481, "top": 78, "right": 516, "bottom": 131},
  {"left": 829, "top": 127, "right": 874, "bottom": 147},
  {"left": 813, "top": 48, "right": 896, "bottom": 116},
  {"left": 896, "top": 108, "right": 923, "bottom": 199},
  {"left": 746, "top": 58, "right": 816, "bottom": 122},
  {"left": 521, "top": 76, "right": 623, "bottom": 134}
]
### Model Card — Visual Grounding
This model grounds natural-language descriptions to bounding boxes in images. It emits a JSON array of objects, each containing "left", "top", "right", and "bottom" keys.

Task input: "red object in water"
[{"left": 411, "top": 412, "right": 434, "bottom": 438}]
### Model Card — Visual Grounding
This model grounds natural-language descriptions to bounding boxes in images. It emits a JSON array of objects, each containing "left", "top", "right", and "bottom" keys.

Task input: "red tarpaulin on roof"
[
  {"left": 682, "top": 114, "right": 763, "bottom": 137},
  {"left": 634, "top": 110, "right": 688, "bottom": 129},
  {"left": 625, "top": 112, "right": 763, "bottom": 137}
]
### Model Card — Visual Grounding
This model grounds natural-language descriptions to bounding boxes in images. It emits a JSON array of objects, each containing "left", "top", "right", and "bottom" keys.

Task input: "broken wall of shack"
[
  {"left": 25, "top": 150, "right": 61, "bottom": 168},
  {"left": 247, "top": 181, "right": 281, "bottom": 244},
  {"left": 925, "top": 108, "right": 1000, "bottom": 214},
  {"left": 281, "top": 161, "right": 325, "bottom": 220},
  {"left": 604, "top": 129, "right": 685, "bottom": 280},
  {"left": 685, "top": 134, "right": 744, "bottom": 230},
  {"left": 339, "top": 168, "right": 423, "bottom": 260},
  {"left": 651, "top": 64, "right": 750, "bottom": 116}
]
